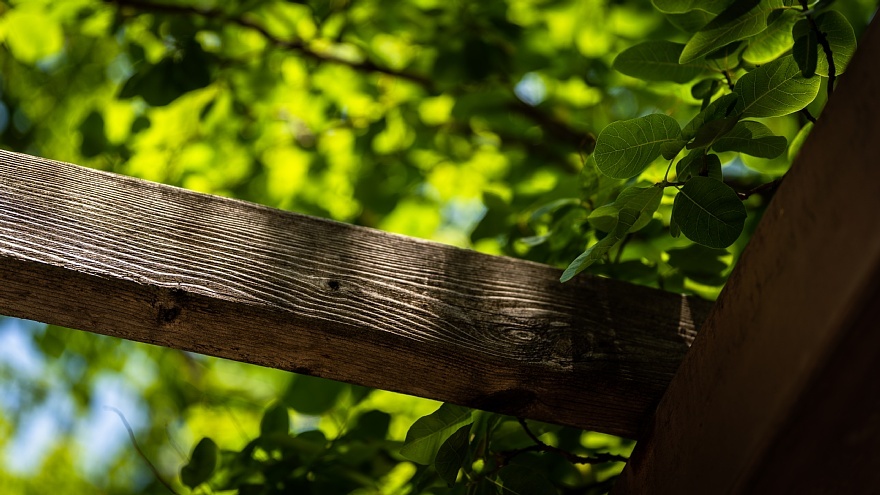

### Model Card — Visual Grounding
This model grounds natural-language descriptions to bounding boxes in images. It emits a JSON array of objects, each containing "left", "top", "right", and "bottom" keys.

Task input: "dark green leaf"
[
  {"left": 561, "top": 207, "right": 639, "bottom": 282},
  {"left": 691, "top": 78, "right": 720, "bottom": 100},
  {"left": 682, "top": 93, "right": 740, "bottom": 140},
  {"left": 666, "top": 244, "right": 730, "bottom": 285},
  {"left": 733, "top": 56, "right": 821, "bottom": 118},
  {"left": 594, "top": 114, "right": 681, "bottom": 179},
  {"left": 679, "top": 0, "right": 770, "bottom": 63},
  {"left": 400, "top": 404, "right": 473, "bottom": 465},
  {"left": 793, "top": 21, "right": 819, "bottom": 78},
  {"left": 435, "top": 424, "right": 471, "bottom": 486},
  {"left": 676, "top": 150, "right": 721, "bottom": 181},
  {"left": 283, "top": 374, "right": 346, "bottom": 416},
  {"left": 687, "top": 116, "right": 739, "bottom": 149},
  {"left": 712, "top": 120, "right": 787, "bottom": 157},
  {"left": 259, "top": 402, "right": 289, "bottom": 437},
  {"left": 613, "top": 41, "right": 707, "bottom": 83},
  {"left": 651, "top": 0, "right": 733, "bottom": 14},
  {"left": 180, "top": 437, "right": 218, "bottom": 489},
  {"left": 497, "top": 465, "right": 557, "bottom": 495},
  {"left": 673, "top": 177, "right": 746, "bottom": 248}
]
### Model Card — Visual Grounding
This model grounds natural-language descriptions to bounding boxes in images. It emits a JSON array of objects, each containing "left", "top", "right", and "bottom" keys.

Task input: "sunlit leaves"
[
  {"left": 181, "top": 437, "right": 219, "bottom": 489},
  {"left": 679, "top": 0, "right": 771, "bottom": 63},
  {"left": 613, "top": 41, "right": 707, "bottom": 83},
  {"left": 400, "top": 404, "right": 473, "bottom": 465},
  {"left": 742, "top": 9, "right": 799, "bottom": 64},
  {"left": 651, "top": 0, "right": 733, "bottom": 14},
  {"left": 712, "top": 121, "right": 788, "bottom": 157},
  {"left": 673, "top": 177, "right": 746, "bottom": 248},
  {"left": 0, "top": 9, "right": 64, "bottom": 64},
  {"left": 815, "top": 11, "right": 857, "bottom": 76},
  {"left": 594, "top": 114, "right": 681, "bottom": 179},
  {"left": 734, "top": 56, "right": 821, "bottom": 117}
]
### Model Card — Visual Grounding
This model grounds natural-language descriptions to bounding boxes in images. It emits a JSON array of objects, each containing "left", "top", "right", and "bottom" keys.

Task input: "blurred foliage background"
[{"left": 0, "top": 0, "right": 876, "bottom": 493}]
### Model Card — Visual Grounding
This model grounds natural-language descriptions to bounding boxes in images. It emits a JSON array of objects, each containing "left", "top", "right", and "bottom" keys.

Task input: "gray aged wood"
[
  {"left": 0, "top": 150, "right": 710, "bottom": 437},
  {"left": 614, "top": 16, "right": 880, "bottom": 493}
]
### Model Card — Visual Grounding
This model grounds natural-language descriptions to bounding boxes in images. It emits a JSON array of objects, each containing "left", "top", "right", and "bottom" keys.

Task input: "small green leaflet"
[
  {"left": 561, "top": 207, "right": 639, "bottom": 282},
  {"left": 651, "top": 0, "right": 733, "bottom": 14},
  {"left": 679, "top": 0, "right": 771, "bottom": 63},
  {"left": 400, "top": 404, "right": 473, "bottom": 465},
  {"left": 687, "top": 116, "right": 739, "bottom": 149},
  {"left": 712, "top": 120, "right": 788, "bottom": 158},
  {"left": 792, "top": 20, "right": 818, "bottom": 78},
  {"left": 180, "top": 437, "right": 219, "bottom": 489},
  {"left": 676, "top": 150, "right": 721, "bottom": 181},
  {"left": 587, "top": 185, "right": 663, "bottom": 233},
  {"left": 742, "top": 9, "right": 798, "bottom": 64},
  {"left": 733, "top": 56, "right": 820, "bottom": 118},
  {"left": 613, "top": 41, "right": 707, "bottom": 83},
  {"left": 594, "top": 114, "right": 681, "bottom": 179},
  {"left": 434, "top": 424, "right": 470, "bottom": 486},
  {"left": 691, "top": 78, "right": 720, "bottom": 100},
  {"left": 673, "top": 177, "right": 746, "bottom": 248},
  {"left": 682, "top": 93, "right": 740, "bottom": 140}
]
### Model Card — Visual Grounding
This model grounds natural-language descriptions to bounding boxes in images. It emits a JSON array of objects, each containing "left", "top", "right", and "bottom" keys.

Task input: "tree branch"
[
  {"left": 500, "top": 418, "right": 629, "bottom": 465},
  {"left": 105, "top": 406, "right": 179, "bottom": 495}
]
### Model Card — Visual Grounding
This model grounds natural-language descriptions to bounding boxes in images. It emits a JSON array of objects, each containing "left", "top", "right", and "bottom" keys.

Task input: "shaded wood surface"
[
  {"left": 614, "top": 17, "right": 880, "bottom": 493},
  {"left": 0, "top": 150, "right": 710, "bottom": 437}
]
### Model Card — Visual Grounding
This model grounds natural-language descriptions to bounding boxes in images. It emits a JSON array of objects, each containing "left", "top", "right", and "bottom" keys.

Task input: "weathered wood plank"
[
  {"left": 0, "top": 150, "right": 709, "bottom": 437},
  {"left": 614, "top": 16, "right": 880, "bottom": 493}
]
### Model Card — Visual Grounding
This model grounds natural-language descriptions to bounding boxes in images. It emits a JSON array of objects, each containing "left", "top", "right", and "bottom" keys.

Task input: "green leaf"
[
  {"left": 691, "top": 79, "right": 721, "bottom": 100},
  {"left": 793, "top": 21, "right": 819, "bottom": 78},
  {"left": 400, "top": 404, "right": 473, "bottom": 465},
  {"left": 613, "top": 41, "right": 707, "bottom": 83},
  {"left": 676, "top": 150, "right": 721, "bottom": 181},
  {"left": 682, "top": 93, "right": 740, "bottom": 140},
  {"left": 742, "top": 8, "right": 799, "bottom": 64},
  {"left": 666, "top": 244, "right": 730, "bottom": 285},
  {"left": 588, "top": 185, "right": 663, "bottom": 233},
  {"left": 661, "top": 138, "right": 688, "bottom": 160},
  {"left": 673, "top": 177, "right": 746, "bottom": 248},
  {"left": 651, "top": 0, "right": 732, "bottom": 14},
  {"left": 687, "top": 116, "right": 739, "bottom": 149},
  {"left": 665, "top": 10, "right": 716, "bottom": 33},
  {"left": 260, "top": 402, "right": 290, "bottom": 437},
  {"left": 712, "top": 120, "right": 788, "bottom": 157},
  {"left": 497, "top": 465, "right": 558, "bottom": 495},
  {"left": 733, "top": 56, "right": 821, "bottom": 118},
  {"left": 594, "top": 114, "right": 682, "bottom": 179},
  {"left": 680, "top": 0, "right": 771, "bottom": 63},
  {"left": 435, "top": 424, "right": 471, "bottom": 487},
  {"left": 283, "top": 374, "right": 346, "bottom": 415},
  {"left": 561, "top": 208, "right": 639, "bottom": 282},
  {"left": 810, "top": 10, "right": 857, "bottom": 76},
  {"left": 787, "top": 122, "right": 813, "bottom": 161},
  {"left": 180, "top": 437, "right": 218, "bottom": 489}
]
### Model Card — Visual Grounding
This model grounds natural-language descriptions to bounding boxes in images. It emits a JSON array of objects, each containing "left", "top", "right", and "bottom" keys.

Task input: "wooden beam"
[
  {"left": 0, "top": 150, "right": 710, "bottom": 437},
  {"left": 614, "top": 17, "right": 880, "bottom": 493}
]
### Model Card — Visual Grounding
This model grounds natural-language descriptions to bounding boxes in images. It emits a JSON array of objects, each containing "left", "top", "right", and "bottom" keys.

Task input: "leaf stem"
[
  {"left": 503, "top": 418, "right": 629, "bottom": 465},
  {"left": 736, "top": 176, "right": 784, "bottom": 200}
]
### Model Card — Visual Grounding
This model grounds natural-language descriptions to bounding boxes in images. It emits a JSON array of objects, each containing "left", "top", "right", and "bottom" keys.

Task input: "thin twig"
[
  {"left": 504, "top": 418, "right": 629, "bottom": 465},
  {"left": 736, "top": 176, "right": 784, "bottom": 200},
  {"left": 105, "top": 406, "right": 180, "bottom": 494}
]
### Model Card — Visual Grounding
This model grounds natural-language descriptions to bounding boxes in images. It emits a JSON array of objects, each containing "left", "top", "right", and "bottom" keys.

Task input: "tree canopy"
[{"left": 0, "top": 0, "right": 875, "bottom": 493}]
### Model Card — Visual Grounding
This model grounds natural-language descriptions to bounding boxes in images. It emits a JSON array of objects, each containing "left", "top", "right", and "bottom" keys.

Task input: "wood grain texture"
[
  {"left": 0, "top": 150, "right": 710, "bottom": 438},
  {"left": 614, "top": 16, "right": 880, "bottom": 493}
]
